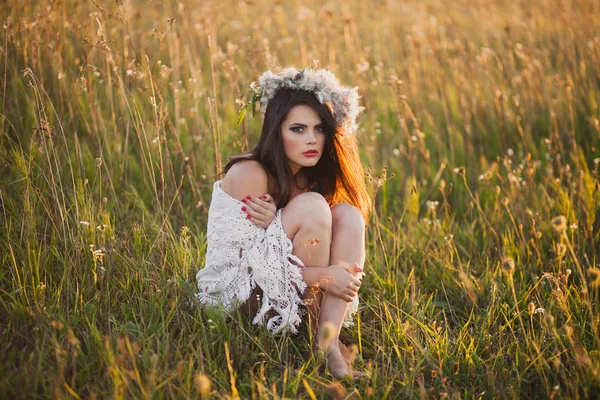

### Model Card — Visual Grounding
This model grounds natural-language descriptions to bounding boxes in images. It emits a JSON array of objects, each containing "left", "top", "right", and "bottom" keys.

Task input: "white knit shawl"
[{"left": 195, "top": 180, "right": 359, "bottom": 335}]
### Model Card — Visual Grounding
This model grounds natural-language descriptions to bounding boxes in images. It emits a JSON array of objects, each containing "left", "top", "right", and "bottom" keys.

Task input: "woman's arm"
[
  {"left": 301, "top": 263, "right": 362, "bottom": 301},
  {"left": 301, "top": 266, "right": 326, "bottom": 287}
]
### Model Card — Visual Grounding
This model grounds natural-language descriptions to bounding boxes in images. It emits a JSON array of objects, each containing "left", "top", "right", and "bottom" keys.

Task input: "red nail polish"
[
  {"left": 261, "top": 195, "right": 267, "bottom": 200},
  {"left": 246, "top": 195, "right": 251, "bottom": 199},
  {"left": 241, "top": 198, "right": 246, "bottom": 203},
  {"left": 246, "top": 215, "right": 251, "bottom": 219},
  {"left": 242, "top": 206, "right": 247, "bottom": 211}
]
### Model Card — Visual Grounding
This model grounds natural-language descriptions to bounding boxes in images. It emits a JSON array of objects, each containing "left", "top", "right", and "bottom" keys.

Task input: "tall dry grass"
[{"left": 1, "top": 0, "right": 599, "bottom": 398}]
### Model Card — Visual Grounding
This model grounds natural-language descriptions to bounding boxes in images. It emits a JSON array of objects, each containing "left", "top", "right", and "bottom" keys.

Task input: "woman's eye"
[{"left": 291, "top": 126, "right": 324, "bottom": 133}]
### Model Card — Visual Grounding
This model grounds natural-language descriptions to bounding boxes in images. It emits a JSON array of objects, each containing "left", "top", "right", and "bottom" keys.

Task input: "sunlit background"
[{"left": 1, "top": 0, "right": 599, "bottom": 398}]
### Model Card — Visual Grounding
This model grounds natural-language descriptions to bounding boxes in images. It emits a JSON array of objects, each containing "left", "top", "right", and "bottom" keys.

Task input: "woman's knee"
[
  {"left": 331, "top": 203, "right": 365, "bottom": 233},
  {"left": 281, "top": 192, "right": 332, "bottom": 235}
]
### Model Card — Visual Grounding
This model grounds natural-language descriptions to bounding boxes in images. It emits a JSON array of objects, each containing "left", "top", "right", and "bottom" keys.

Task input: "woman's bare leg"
[
  {"left": 280, "top": 193, "right": 333, "bottom": 343},
  {"left": 318, "top": 203, "right": 366, "bottom": 378},
  {"left": 280, "top": 196, "right": 365, "bottom": 379}
]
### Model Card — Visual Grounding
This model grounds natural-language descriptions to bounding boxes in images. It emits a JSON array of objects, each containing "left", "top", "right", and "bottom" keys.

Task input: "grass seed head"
[
  {"left": 544, "top": 313, "right": 555, "bottom": 327},
  {"left": 501, "top": 257, "right": 516, "bottom": 275},
  {"left": 318, "top": 321, "right": 336, "bottom": 351},
  {"left": 326, "top": 381, "right": 347, "bottom": 399},
  {"left": 586, "top": 267, "right": 600, "bottom": 287},
  {"left": 50, "top": 320, "right": 64, "bottom": 331},
  {"left": 563, "top": 324, "right": 573, "bottom": 337},
  {"left": 453, "top": 166, "right": 466, "bottom": 176},
  {"left": 551, "top": 215, "right": 567, "bottom": 234},
  {"left": 194, "top": 372, "right": 211, "bottom": 395},
  {"left": 301, "top": 237, "right": 323, "bottom": 247}
]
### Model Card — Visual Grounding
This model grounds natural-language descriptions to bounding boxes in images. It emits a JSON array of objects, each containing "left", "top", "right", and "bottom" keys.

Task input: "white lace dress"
[{"left": 195, "top": 180, "right": 359, "bottom": 335}]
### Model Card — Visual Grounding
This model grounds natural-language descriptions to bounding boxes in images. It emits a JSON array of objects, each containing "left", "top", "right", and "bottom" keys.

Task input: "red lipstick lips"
[{"left": 303, "top": 150, "right": 318, "bottom": 157}]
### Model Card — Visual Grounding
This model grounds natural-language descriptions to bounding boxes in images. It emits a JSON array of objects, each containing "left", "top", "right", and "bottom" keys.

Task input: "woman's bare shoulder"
[{"left": 221, "top": 160, "right": 269, "bottom": 200}]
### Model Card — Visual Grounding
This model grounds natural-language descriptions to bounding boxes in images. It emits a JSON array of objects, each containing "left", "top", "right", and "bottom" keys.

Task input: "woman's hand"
[
  {"left": 241, "top": 193, "right": 277, "bottom": 229},
  {"left": 318, "top": 262, "right": 363, "bottom": 302}
]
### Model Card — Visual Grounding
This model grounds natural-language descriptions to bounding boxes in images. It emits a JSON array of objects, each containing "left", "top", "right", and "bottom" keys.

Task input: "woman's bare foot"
[
  {"left": 326, "top": 345, "right": 352, "bottom": 379},
  {"left": 332, "top": 340, "right": 372, "bottom": 380}
]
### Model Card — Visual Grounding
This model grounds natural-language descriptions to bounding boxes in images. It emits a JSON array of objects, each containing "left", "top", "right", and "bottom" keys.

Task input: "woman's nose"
[{"left": 306, "top": 130, "right": 317, "bottom": 143}]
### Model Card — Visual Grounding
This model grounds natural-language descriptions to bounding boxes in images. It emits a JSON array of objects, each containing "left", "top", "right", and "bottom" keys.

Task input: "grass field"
[{"left": 1, "top": 0, "right": 600, "bottom": 398}]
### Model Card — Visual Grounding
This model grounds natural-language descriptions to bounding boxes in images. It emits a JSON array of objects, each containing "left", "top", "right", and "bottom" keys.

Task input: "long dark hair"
[{"left": 223, "top": 88, "right": 372, "bottom": 222}]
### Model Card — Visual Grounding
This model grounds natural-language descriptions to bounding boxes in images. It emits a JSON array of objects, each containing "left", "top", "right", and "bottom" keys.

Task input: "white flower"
[
  {"left": 79, "top": 221, "right": 90, "bottom": 227},
  {"left": 356, "top": 61, "right": 370, "bottom": 74},
  {"left": 92, "top": 249, "right": 105, "bottom": 263},
  {"left": 426, "top": 200, "right": 439, "bottom": 210}
]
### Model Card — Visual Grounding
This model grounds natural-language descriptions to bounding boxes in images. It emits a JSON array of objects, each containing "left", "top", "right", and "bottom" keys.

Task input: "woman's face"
[{"left": 280, "top": 104, "right": 326, "bottom": 175}]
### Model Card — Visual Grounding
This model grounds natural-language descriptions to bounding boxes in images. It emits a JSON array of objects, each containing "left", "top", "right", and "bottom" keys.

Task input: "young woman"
[{"left": 195, "top": 67, "right": 372, "bottom": 380}]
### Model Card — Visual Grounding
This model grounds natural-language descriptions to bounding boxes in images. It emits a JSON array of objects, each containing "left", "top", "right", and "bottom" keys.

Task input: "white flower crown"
[{"left": 237, "top": 66, "right": 364, "bottom": 135}]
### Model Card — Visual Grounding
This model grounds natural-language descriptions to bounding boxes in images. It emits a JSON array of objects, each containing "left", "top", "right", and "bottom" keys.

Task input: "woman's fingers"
[
  {"left": 258, "top": 193, "right": 276, "bottom": 204},
  {"left": 341, "top": 261, "right": 363, "bottom": 275},
  {"left": 242, "top": 195, "right": 274, "bottom": 214},
  {"left": 242, "top": 206, "right": 266, "bottom": 222},
  {"left": 341, "top": 291, "right": 353, "bottom": 302},
  {"left": 245, "top": 199, "right": 268, "bottom": 214}
]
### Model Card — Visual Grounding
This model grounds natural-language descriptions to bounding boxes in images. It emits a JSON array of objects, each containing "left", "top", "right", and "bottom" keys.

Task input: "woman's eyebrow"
[{"left": 289, "top": 122, "right": 324, "bottom": 127}]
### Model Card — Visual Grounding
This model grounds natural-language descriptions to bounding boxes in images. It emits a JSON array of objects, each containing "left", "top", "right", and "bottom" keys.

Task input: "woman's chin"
[{"left": 300, "top": 158, "right": 321, "bottom": 168}]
